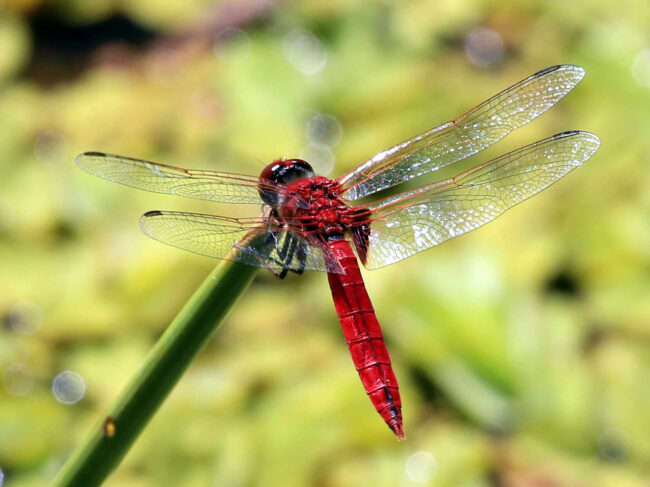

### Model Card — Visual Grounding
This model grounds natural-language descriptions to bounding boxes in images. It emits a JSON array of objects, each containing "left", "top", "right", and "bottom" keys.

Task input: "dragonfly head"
[{"left": 259, "top": 159, "right": 314, "bottom": 207}]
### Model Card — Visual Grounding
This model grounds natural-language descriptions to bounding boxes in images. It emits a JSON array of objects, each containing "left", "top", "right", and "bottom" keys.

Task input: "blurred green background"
[{"left": 1, "top": 0, "right": 649, "bottom": 485}]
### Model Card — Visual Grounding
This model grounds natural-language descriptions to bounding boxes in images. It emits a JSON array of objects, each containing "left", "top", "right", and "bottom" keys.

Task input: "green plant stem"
[{"left": 52, "top": 259, "right": 258, "bottom": 487}]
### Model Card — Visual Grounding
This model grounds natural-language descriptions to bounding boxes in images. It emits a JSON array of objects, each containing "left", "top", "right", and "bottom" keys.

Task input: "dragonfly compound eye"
[{"left": 259, "top": 159, "right": 315, "bottom": 206}]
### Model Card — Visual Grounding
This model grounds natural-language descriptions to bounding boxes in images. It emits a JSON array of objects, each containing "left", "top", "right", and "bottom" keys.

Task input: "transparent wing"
[
  {"left": 338, "top": 65, "right": 586, "bottom": 200},
  {"left": 76, "top": 152, "right": 284, "bottom": 205},
  {"left": 359, "top": 131, "right": 600, "bottom": 270},
  {"left": 139, "top": 211, "right": 343, "bottom": 274}
]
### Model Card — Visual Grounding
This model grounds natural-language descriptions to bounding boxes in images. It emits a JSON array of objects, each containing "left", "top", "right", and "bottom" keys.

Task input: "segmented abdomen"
[{"left": 326, "top": 238, "right": 404, "bottom": 439}]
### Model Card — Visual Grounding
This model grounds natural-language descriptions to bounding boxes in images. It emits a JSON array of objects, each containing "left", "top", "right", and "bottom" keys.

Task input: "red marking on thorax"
[{"left": 280, "top": 177, "right": 356, "bottom": 238}]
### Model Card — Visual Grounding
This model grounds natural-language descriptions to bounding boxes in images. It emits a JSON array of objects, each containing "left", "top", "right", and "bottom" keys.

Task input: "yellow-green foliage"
[{"left": 0, "top": 0, "right": 648, "bottom": 486}]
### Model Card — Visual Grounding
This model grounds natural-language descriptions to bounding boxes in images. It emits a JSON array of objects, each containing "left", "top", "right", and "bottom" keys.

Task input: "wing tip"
[
  {"left": 553, "top": 129, "right": 581, "bottom": 138},
  {"left": 139, "top": 211, "right": 163, "bottom": 238},
  {"left": 533, "top": 64, "right": 585, "bottom": 83},
  {"left": 75, "top": 151, "right": 106, "bottom": 161},
  {"left": 534, "top": 65, "right": 561, "bottom": 76},
  {"left": 553, "top": 129, "right": 601, "bottom": 144},
  {"left": 75, "top": 151, "right": 114, "bottom": 175},
  {"left": 75, "top": 151, "right": 94, "bottom": 168},
  {"left": 552, "top": 130, "right": 601, "bottom": 162}
]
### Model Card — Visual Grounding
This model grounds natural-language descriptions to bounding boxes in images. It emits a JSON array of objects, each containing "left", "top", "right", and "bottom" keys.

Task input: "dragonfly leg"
[
  {"left": 235, "top": 229, "right": 307, "bottom": 280},
  {"left": 236, "top": 230, "right": 302, "bottom": 279},
  {"left": 272, "top": 230, "right": 295, "bottom": 260},
  {"left": 232, "top": 241, "right": 283, "bottom": 279},
  {"left": 275, "top": 234, "right": 301, "bottom": 279},
  {"left": 293, "top": 240, "right": 307, "bottom": 275},
  {"left": 270, "top": 232, "right": 307, "bottom": 279}
]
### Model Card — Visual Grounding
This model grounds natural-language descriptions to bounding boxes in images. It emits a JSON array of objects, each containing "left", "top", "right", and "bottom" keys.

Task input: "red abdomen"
[{"left": 326, "top": 238, "right": 404, "bottom": 439}]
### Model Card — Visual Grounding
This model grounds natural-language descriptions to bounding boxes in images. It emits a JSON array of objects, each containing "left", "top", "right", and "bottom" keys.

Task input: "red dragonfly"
[{"left": 77, "top": 65, "right": 599, "bottom": 439}]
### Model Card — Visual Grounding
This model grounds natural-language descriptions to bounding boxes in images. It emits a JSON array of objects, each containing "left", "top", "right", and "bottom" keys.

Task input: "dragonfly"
[{"left": 77, "top": 65, "right": 600, "bottom": 439}]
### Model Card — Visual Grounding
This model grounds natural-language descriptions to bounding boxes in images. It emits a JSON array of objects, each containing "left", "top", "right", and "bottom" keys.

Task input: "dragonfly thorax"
[{"left": 280, "top": 176, "right": 351, "bottom": 238}]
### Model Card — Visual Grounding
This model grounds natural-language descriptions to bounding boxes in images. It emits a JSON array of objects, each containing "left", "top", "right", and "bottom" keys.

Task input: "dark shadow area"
[
  {"left": 23, "top": 9, "right": 158, "bottom": 85},
  {"left": 545, "top": 268, "right": 581, "bottom": 297}
]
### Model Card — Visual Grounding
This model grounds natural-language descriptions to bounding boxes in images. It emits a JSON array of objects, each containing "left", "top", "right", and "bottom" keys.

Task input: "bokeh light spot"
[
  {"left": 598, "top": 428, "right": 628, "bottom": 461},
  {"left": 52, "top": 370, "right": 86, "bottom": 405},
  {"left": 631, "top": 48, "right": 650, "bottom": 89},
  {"left": 2, "top": 362, "right": 34, "bottom": 396},
  {"left": 283, "top": 30, "right": 327, "bottom": 75},
  {"left": 300, "top": 144, "right": 335, "bottom": 176},
  {"left": 34, "top": 130, "right": 70, "bottom": 166},
  {"left": 405, "top": 451, "right": 438, "bottom": 483},
  {"left": 214, "top": 28, "right": 251, "bottom": 65},
  {"left": 305, "top": 112, "right": 342, "bottom": 149},
  {"left": 7, "top": 299, "right": 42, "bottom": 335},
  {"left": 464, "top": 27, "right": 505, "bottom": 67}
]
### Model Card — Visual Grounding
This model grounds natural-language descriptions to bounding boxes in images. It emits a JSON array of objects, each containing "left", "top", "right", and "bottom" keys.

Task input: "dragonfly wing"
[
  {"left": 76, "top": 152, "right": 270, "bottom": 204},
  {"left": 338, "top": 65, "right": 586, "bottom": 200},
  {"left": 360, "top": 131, "right": 600, "bottom": 269},
  {"left": 139, "top": 211, "right": 341, "bottom": 274}
]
